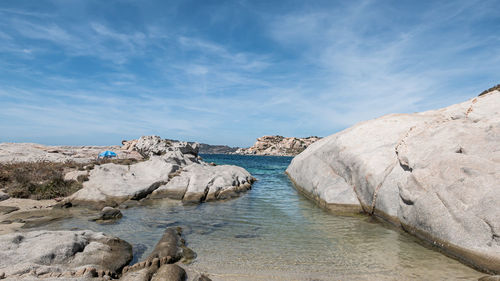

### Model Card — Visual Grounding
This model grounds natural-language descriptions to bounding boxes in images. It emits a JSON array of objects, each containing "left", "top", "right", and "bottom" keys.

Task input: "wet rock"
[
  {"left": 0, "top": 230, "right": 132, "bottom": 279},
  {"left": 122, "top": 227, "right": 196, "bottom": 280},
  {"left": 148, "top": 227, "right": 186, "bottom": 262},
  {"left": 192, "top": 273, "right": 213, "bottom": 281},
  {"left": 91, "top": 206, "right": 122, "bottom": 222},
  {"left": 151, "top": 264, "right": 186, "bottom": 281},
  {"left": 286, "top": 90, "right": 500, "bottom": 273}
]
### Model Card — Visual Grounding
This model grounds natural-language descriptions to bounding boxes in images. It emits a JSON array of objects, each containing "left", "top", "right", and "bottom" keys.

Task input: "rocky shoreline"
[
  {"left": 286, "top": 89, "right": 500, "bottom": 275},
  {"left": 234, "top": 135, "right": 321, "bottom": 156},
  {"left": 0, "top": 136, "right": 255, "bottom": 280}
]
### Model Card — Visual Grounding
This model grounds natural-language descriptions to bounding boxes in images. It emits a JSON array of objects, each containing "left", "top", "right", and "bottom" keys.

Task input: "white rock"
[
  {"left": 286, "top": 90, "right": 500, "bottom": 273},
  {"left": 0, "top": 230, "right": 132, "bottom": 279},
  {"left": 152, "top": 163, "right": 255, "bottom": 203},
  {"left": 69, "top": 156, "right": 179, "bottom": 206}
]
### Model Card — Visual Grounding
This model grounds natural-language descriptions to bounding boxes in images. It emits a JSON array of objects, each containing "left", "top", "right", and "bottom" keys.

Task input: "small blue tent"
[{"left": 98, "top": 150, "right": 117, "bottom": 158}]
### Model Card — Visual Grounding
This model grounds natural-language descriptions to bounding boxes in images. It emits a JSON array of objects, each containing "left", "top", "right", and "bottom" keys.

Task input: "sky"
[{"left": 0, "top": 0, "right": 499, "bottom": 147}]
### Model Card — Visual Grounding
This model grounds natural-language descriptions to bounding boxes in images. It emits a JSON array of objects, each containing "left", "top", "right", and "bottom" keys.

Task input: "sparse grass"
[
  {"left": 0, "top": 161, "right": 86, "bottom": 200},
  {"left": 479, "top": 84, "right": 500, "bottom": 96},
  {"left": 0, "top": 157, "right": 143, "bottom": 200}
]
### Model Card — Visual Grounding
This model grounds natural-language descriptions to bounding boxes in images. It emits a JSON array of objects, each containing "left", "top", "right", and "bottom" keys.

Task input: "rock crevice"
[{"left": 286, "top": 90, "right": 500, "bottom": 274}]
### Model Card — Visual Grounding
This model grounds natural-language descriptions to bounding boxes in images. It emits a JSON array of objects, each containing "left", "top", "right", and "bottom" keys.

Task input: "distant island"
[
  {"left": 233, "top": 135, "right": 321, "bottom": 156},
  {"left": 198, "top": 143, "right": 239, "bottom": 154}
]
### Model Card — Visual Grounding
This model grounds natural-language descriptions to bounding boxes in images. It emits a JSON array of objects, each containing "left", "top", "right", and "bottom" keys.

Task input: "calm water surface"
[{"left": 40, "top": 154, "right": 482, "bottom": 280}]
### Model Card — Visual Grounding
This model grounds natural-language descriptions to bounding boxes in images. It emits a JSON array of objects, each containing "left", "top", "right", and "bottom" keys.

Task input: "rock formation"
[
  {"left": 0, "top": 230, "right": 132, "bottom": 279},
  {"left": 121, "top": 227, "right": 199, "bottom": 281},
  {"left": 286, "top": 89, "right": 500, "bottom": 274},
  {"left": 0, "top": 143, "right": 142, "bottom": 164},
  {"left": 68, "top": 136, "right": 255, "bottom": 208},
  {"left": 0, "top": 226, "right": 211, "bottom": 280},
  {"left": 235, "top": 135, "right": 321, "bottom": 156}
]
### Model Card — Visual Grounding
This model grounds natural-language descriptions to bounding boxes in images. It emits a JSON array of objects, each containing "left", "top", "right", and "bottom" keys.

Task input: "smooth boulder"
[
  {"left": 286, "top": 90, "right": 500, "bottom": 273},
  {"left": 152, "top": 164, "right": 255, "bottom": 203},
  {"left": 0, "top": 230, "right": 132, "bottom": 279},
  {"left": 69, "top": 156, "right": 181, "bottom": 207}
]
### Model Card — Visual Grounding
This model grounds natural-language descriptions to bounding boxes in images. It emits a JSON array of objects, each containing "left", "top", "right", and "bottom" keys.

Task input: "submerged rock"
[
  {"left": 286, "top": 90, "right": 500, "bottom": 274},
  {"left": 0, "top": 230, "right": 132, "bottom": 279},
  {"left": 91, "top": 206, "right": 122, "bottom": 222}
]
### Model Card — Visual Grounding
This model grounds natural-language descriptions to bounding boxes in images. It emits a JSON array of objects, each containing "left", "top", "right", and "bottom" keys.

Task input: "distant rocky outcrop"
[
  {"left": 235, "top": 135, "right": 321, "bottom": 156},
  {"left": 286, "top": 89, "right": 500, "bottom": 274},
  {"left": 198, "top": 143, "right": 239, "bottom": 154},
  {"left": 0, "top": 143, "right": 142, "bottom": 164}
]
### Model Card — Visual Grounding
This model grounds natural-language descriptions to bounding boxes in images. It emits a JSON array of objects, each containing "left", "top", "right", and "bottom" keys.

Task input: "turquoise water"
[{"left": 40, "top": 154, "right": 482, "bottom": 280}]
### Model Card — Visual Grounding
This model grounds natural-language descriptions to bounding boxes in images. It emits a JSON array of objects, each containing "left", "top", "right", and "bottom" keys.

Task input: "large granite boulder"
[
  {"left": 70, "top": 141, "right": 254, "bottom": 207},
  {"left": 124, "top": 136, "right": 199, "bottom": 157},
  {"left": 69, "top": 156, "right": 181, "bottom": 207},
  {"left": 0, "top": 230, "right": 132, "bottom": 279},
  {"left": 286, "top": 90, "right": 500, "bottom": 273},
  {"left": 151, "top": 164, "right": 255, "bottom": 203}
]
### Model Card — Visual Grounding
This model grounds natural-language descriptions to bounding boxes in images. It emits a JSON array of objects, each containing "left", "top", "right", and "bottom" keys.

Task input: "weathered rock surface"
[
  {"left": 122, "top": 136, "right": 199, "bottom": 157},
  {"left": 70, "top": 136, "right": 254, "bottom": 208},
  {"left": 0, "top": 143, "right": 142, "bottom": 164},
  {"left": 286, "top": 90, "right": 500, "bottom": 273},
  {"left": 152, "top": 164, "right": 255, "bottom": 203},
  {"left": 0, "top": 230, "right": 132, "bottom": 279},
  {"left": 121, "top": 227, "right": 193, "bottom": 281},
  {"left": 235, "top": 135, "right": 321, "bottom": 156},
  {"left": 68, "top": 156, "right": 181, "bottom": 207}
]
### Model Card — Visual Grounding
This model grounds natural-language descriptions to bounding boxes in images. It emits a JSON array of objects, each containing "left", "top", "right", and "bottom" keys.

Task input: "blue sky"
[{"left": 0, "top": 0, "right": 499, "bottom": 147}]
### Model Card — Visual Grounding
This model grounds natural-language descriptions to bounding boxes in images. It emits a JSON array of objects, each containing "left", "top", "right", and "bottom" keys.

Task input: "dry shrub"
[
  {"left": 0, "top": 161, "right": 85, "bottom": 200},
  {"left": 479, "top": 84, "right": 500, "bottom": 96}
]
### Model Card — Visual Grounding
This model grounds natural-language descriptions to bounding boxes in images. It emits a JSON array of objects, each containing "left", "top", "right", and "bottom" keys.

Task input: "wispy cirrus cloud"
[{"left": 0, "top": 0, "right": 498, "bottom": 146}]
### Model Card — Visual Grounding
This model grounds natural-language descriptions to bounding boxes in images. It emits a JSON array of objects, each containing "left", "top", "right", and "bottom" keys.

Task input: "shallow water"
[{"left": 39, "top": 154, "right": 482, "bottom": 280}]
